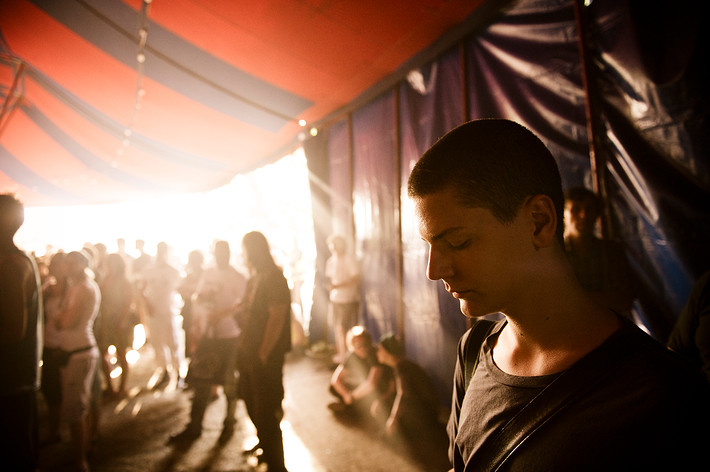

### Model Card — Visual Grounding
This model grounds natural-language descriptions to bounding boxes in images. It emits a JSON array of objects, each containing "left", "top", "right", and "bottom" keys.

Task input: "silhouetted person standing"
[
  {"left": 564, "top": 186, "right": 633, "bottom": 318},
  {"left": 0, "top": 193, "right": 43, "bottom": 471},
  {"left": 325, "top": 234, "right": 360, "bottom": 363},
  {"left": 238, "top": 231, "right": 291, "bottom": 472},
  {"left": 141, "top": 242, "right": 182, "bottom": 388},
  {"left": 171, "top": 241, "right": 246, "bottom": 444}
]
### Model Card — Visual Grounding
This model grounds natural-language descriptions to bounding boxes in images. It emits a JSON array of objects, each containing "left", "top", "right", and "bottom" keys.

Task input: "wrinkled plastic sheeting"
[
  {"left": 399, "top": 47, "right": 470, "bottom": 401},
  {"left": 589, "top": 0, "right": 709, "bottom": 339},
  {"left": 466, "top": 0, "right": 590, "bottom": 188},
  {"left": 351, "top": 92, "right": 400, "bottom": 344},
  {"left": 463, "top": 0, "right": 709, "bottom": 340}
]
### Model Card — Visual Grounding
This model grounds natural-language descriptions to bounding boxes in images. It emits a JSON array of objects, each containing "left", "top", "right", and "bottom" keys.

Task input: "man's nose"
[{"left": 426, "top": 247, "right": 454, "bottom": 281}]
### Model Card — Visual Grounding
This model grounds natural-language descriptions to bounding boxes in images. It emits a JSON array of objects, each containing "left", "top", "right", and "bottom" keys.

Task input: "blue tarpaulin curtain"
[
  {"left": 351, "top": 92, "right": 399, "bottom": 343},
  {"left": 303, "top": 0, "right": 709, "bottom": 402},
  {"left": 399, "top": 47, "right": 469, "bottom": 398}
]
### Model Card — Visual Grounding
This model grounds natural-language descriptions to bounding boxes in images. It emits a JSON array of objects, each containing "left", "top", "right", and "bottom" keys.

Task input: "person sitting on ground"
[
  {"left": 375, "top": 334, "right": 443, "bottom": 438},
  {"left": 328, "top": 326, "right": 393, "bottom": 418},
  {"left": 376, "top": 333, "right": 449, "bottom": 469}
]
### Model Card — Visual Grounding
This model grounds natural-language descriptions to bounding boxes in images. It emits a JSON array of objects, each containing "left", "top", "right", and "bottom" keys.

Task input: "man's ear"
[{"left": 527, "top": 195, "right": 557, "bottom": 249}]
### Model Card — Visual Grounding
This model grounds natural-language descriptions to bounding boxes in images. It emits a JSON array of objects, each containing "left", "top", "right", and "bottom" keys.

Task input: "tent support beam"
[{"left": 0, "top": 59, "right": 25, "bottom": 138}]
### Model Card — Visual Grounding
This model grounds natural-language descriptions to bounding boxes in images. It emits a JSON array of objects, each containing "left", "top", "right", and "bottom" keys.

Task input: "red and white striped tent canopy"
[{"left": 1, "top": 0, "right": 484, "bottom": 207}]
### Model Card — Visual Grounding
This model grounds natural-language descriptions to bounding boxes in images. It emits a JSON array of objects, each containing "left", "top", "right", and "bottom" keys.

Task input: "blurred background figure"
[
  {"left": 237, "top": 231, "right": 292, "bottom": 472},
  {"left": 325, "top": 235, "right": 361, "bottom": 364},
  {"left": 564, "top": 187, "right": 634, "bottom": 318},
  {"left": 0, "top": 193, "right": 43, "bottom": 472},
  {"left": 140, "top": 242, "right": 183, "bottom": 390},
  {"left": 171, "top": 241, "right": 246, "bottom": 444},
  {"left": 56, "top": 250, "right": 100, "bottom": 472},
  {"left": 178, "top": 249, "right": 205, "bottom": 360},
  {"left": 328, "top": 326, "right": 393, "bottom": 420},
  {"left": 97, "top": 253, "right": 135, "bottom": 399},
  {"left": 375, "top": 333, "right": 448, "bottom": 469},
  {"left": 40, "top": 252, "right": 69, "bottom": 445}
]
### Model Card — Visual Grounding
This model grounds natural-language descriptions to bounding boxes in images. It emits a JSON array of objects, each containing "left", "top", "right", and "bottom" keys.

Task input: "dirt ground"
[{"left": 37, "top": 345, "right": 450, "bottom": 472}]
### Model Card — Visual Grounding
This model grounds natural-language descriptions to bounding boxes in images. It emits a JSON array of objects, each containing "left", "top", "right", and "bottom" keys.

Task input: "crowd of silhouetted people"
[{"left": 1, "top": 190, "right": 303, "bottom": 472}]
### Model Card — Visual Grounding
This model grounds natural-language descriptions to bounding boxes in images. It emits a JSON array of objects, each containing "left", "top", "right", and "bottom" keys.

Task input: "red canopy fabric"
[{"left": 0, "top": 0, "right": 484, "bottom": 206}]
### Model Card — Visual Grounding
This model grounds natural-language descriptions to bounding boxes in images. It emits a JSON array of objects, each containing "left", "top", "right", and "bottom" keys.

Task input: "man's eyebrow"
[{"left": 425, "top": 226, "right": 466, "bottom": 243}]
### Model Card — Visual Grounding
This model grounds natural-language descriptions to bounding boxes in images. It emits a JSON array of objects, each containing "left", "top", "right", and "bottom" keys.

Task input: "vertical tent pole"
[{"left": 573, "top": 0, "right": 613, "bottom": 239}]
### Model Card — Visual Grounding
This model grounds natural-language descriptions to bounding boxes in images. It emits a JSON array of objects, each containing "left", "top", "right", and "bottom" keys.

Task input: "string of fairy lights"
[
  {"left": 115, "top": 0, "right": 318, "bottom": 163},
  {"left": 116, "top": 0, "right": 151, "bottom": 161}
]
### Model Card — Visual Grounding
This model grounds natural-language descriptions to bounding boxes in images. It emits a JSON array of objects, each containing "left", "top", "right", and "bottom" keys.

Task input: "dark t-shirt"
[
  {"left": 238, "top": 266, "right": 291, "bottom": 365},
  {"left": 0, "top": 249, "right": 42, "bottom": 395},
  {"left": 450, "top": 319, "right": 710, "bottom": 471}
]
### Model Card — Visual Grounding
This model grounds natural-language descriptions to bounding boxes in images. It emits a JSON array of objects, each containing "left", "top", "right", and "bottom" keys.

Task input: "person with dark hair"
[
  {"left": 375, "top": 333, "right": 448, "bottom": 470},
  {"left": 376, "top": 334, "right": 442, "bottom": 439},
  {"left": 237, "top": 231, "right": 291, "bottom": 472},
  {"left": 564, "top": 186, "right": 633, "bottom": 318},
  {"left": 407, "top": 119, "right": 709, "bottom": 471},
  {"left": 0, "top": 193, "right": 43, "bottom": 471}
]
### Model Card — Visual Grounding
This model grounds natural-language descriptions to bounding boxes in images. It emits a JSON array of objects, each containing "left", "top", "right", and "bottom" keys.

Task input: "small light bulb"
[{"left": 298, "top": 119, "right": 307, "bottom": 127}]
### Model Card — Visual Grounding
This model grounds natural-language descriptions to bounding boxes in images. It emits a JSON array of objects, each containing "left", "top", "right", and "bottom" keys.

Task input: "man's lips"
[
  {"left": 444, "top": 281, "right": 470, "bottom": 298},
  {"left": 447, "top": 286, "right": 470, "bottom": 299}
]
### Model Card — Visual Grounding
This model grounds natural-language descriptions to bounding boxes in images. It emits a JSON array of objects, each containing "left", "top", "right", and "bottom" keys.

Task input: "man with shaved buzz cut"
[{"left": 408, "top": 119, "right": 709, "bottom": 471}]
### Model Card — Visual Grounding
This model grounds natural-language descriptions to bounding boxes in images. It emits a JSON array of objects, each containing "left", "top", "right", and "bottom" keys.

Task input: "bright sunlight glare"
[{"left": 16, "top": 149, "right": 316, "bottom": 327}]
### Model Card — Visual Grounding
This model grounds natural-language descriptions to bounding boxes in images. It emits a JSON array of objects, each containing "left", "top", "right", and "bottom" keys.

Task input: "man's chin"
[
  {"left": 459, "top": 300, "right": 496, "bottom": 319},
  {"left": 459, "top": 300, "right": 477, "bottom": 318}
]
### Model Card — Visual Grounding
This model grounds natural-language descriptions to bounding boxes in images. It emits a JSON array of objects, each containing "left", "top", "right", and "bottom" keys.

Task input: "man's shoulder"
[
  {"left": 0, "top": 249, "right": 35, "bottom": 278},
  {"left": 598, "top": 320, "right": 707, "bottom": 396}
]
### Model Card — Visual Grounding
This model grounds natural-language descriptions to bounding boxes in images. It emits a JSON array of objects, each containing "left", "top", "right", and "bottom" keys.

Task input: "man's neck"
[{"left": 493, "top": 270, "right": 622, "bottom": 377}]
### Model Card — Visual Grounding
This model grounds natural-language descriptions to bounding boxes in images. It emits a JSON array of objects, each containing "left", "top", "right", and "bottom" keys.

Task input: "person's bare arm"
[{"left": 330, "top": 364, "right": 353, "bottom": 402}]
